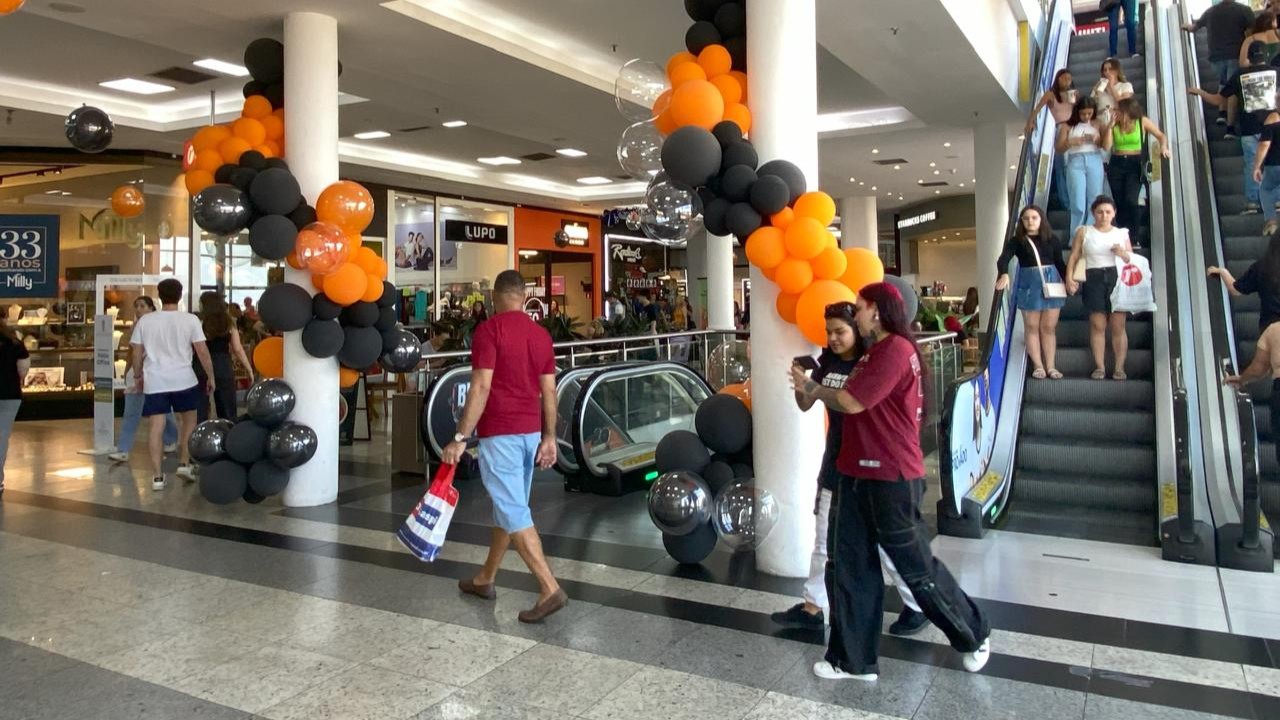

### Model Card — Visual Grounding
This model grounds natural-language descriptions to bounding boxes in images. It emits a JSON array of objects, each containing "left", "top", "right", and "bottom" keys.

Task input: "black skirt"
[{"left": 1082, "top": 266, "right": 1118, "bottom": 315}]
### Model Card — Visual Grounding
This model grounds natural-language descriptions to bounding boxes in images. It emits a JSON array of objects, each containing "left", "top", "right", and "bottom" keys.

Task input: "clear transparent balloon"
[
  {"left": 712, "top": 482, "right": 779, "bottom": 551},
  {"left": 642, "top": 173, "right": 701, "bottom": 245},
  {"left": 706, "top": 340, "right": 751, "bottom": 390},
  {"left": 647, "top": 470, "right": 713, "bottom": 536},
  {"left": 617, "top": 121, "right": 664, "bottom": 180},
  {"left": 614, "top": 58, "right": 668, "bottom": 122}
]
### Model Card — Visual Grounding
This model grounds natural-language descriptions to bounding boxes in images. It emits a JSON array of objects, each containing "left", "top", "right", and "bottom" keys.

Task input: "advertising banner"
[{"left": 0, "top": 215, "right": 59, "bottom": 298}]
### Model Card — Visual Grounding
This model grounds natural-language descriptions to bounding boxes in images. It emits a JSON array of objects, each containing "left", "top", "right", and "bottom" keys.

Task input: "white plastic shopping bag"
[
  {"left": 397, "top": 463, "right": 458, "bottom": 562},
  {"left": 1110, "top": 254, "right": 1157, "bottom": 314}
]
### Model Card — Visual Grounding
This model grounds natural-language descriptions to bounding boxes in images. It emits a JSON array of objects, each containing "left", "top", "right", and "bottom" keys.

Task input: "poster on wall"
[
  {"left": 393, "top": 222, "right": 455, "bottom": 287},
  {"left": 0, "top": 215, "right": 59, "bottom": 298}
]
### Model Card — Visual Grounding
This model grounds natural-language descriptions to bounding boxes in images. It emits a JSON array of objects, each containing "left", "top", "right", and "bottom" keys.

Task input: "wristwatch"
[{"left": 452, "top": 432, "right": 467, "bottom": 444}]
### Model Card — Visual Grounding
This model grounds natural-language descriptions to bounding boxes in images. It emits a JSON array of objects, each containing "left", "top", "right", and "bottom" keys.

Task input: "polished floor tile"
[
  {"left": 94, "top": 624, "right": 265, "bottom": 688},
  {"left": 658, "top": 623, "right": 811, "bottom": 690},
  {"left": 463, "top": 644, "right": 644, "bottom": 716},
  {"left": 771, "top": 647, "right": 940, "bottom": 719},
  {"left": 1082, "top": 694, "right": 1243, "bottom": 720},
  {"left": 409, "top": 687, "right": 574, "bottom": 720},
  {"left": 741, "top": 692, "right": 903, "bottom": 719},
  {"left": 259, "top": 662, "right": 456, "bottom": 720},
  {"left": 1091, "top": 644, "right": 1248, "bottom": 692},
  {"left": 367, "top": 622, "right": 536, "bottom": 686},
  {"left": 1243, "top": 663, "right": 1280, "bottom": 698},
  {"left": 169, "top": 644, "right": 354, "bottom": 714},
  {"left": 913, "top": 668, "right": 1086, "bottom": 720},
  {"left": 581, "top": 665, "right": 766, "bottom": 720}
]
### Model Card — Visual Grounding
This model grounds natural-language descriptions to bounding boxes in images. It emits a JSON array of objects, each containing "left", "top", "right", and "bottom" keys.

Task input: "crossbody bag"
[{"left": 1027, "top": 237, "right": 1067, "bottom": 299}]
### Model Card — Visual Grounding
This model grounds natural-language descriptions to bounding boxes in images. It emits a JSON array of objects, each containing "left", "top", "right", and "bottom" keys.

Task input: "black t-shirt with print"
[
  {"left": 0, "top": 336, "right": 30, "bottom": 400},
  {"left": 1224, "top": 64, "right": 1276, "bottom": 136},
  {"left": 813, "top": 352, "right": 859, "bottom": 491}
]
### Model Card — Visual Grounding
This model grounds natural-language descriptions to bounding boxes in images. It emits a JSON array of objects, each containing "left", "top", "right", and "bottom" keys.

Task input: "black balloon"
[
  {"left": 268, "top": 422, "right": 318, "bottom": 469},
  {"left": 244, "top": 38, "right": 285, "bottom": 85},
  {"left": 288, "top": 203, "right": 317, "bottom": 231},
  {"left": 660, "top": 126, "right": 722, "bottom": 189},
  {"left": 376, "top": 281, "right": 398, "bottom": 308},
  {"left": 721, "top": 165, "right": 757, "bottom": 203},
  {"left": 732, "top": 462, "right": 754, "bottom": 479},
  {"left": 302, "top": 319, "right": 344, "bottom": 358},
  {"left": 380, "top": 329, "right": 422, "bottom": 373},
  {"left": 199, "top": 460, "right": 248, "bottom": 505},
  {"left": 242, "top": 80, "right": 266, "bottom": 99},
  {"left": 696, "top": 186, "right": 717, "bottom": 211},
  {"left": 724, "top": 35, "right": 747, "bottom": 72},
  {"left": 749, "top": 175, "right": 790, "bottom": 217},
  {"left": 265, "top": 83, "right": 285, "bottom": 110},
  {"left": 758, "top": 159, "right": 808, "bottom": 203},
  {"left": 188, "top": 419, "right": 234, "bottom": 464},
  {"left": 229, "top": 167, "right": 258, "bottom": 193},
  {"left": 226, "top": 421, "right": 269, "bottom": 464},
  {"left": 695, "top": 394, "right": 752, "bottom": 454},
  {"left": 375, "top": 306, "right": 398, "bottom": 332},
  {"left": 685, "top": 21, "right": 722, "bottom": 54},
  {"left": 721, "top": 141, "right": 758, "bottom": 172},
  {"left": 213, "top": 164, "right": 236, "bottom": 185},
  {"left": 341, "top": 302, "right": 379, "bottom": 328},
  {"left": 655, "top": 429, "right": 712, "bottom": 475},
  {"left": 193, "top": 185, "right": 253, "bottom": 235},
  {"left": 259, "top": 283, "right": 312, "bottom": 332},
  {"left": 313, "top": 293, "right": 342, "bottom": 321},
  {"left": 726, "top": 202, "right": 763, "bottom": 240},
  {"left": 248, "top": 215, "right": 296, "bottom": 261},
  {"left": 712, "top": 120, "right": 743, "bottom": 148},
  {"left": 714, "top": 2, "right": 746, "bottom": 36},
  {"left": 265, "top": 157, "right": 290, "bottom": 171},
  {"left": 683, "top": 0, "right": 724, "bottom": 21},
  {"left": 243, "top": 487, "right": 266, "bottom": 504},
  {"left": 65, "top": 106, "right": 114, "bottom": 153},
  {"left": 248, "top": 460, "right": 290, "bottom": 497},
  {"left": 704, "top": 198, "right": 732, "bottom": 237},
  {"left": 245, "top": 379, "right": 296, "bottom": 428},
  {"left": 249, "top": 168, "right": 302, "bottom": 216},
  {"left": 703, "top": 460, "right": 736, "bottom": 494},
  {"left": 338, "top": 326, "right": 382, "bottom": 370},
  {"left": 382, "top": 328, "right": 403, "bottom": 353},
  {"left": 239, "top": 150, "right": 268, "bottom": 171},
  {"left": 663, "top": 522, "right": 718, "bottom": 565}
]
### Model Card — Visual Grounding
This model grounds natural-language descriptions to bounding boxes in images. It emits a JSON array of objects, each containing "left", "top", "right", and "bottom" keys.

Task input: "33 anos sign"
[{"left": 0, "top": 215, "right": 59, "bottom": 297}]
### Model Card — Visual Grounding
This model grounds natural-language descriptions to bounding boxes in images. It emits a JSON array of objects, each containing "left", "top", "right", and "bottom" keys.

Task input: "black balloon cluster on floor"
[
  {"left": 684, "top": 0, "right": 747, "bottom": 71},
  {"left": 189, "top": 379, "right": 318, "bottom": 505}
]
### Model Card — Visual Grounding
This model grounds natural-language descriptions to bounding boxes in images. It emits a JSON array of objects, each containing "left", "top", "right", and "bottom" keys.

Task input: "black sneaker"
[
  {"left": 888, "top": 607, "right": 930, "bottom": 636},
  {"left": 770, "top": 603, "right": 824, "bottom": 628},
  {"left": 1216, "top": 116, "right": 1227, "bottom": 126},
  {"left": 1225, "top": 127, "right": 1239, "bottom": 140}
]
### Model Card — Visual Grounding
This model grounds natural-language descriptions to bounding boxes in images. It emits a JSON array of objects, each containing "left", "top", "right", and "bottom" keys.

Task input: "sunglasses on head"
[{"left": 824, "top": 301, "right": 856, "bottom": 319}]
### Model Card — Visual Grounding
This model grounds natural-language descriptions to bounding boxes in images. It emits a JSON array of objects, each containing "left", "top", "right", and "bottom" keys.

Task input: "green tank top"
[{"left": 1112, "top": 120, "right": 1142, "bottom": 154}]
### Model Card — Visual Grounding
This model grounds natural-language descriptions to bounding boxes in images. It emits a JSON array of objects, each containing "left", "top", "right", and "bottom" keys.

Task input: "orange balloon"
[
  {"left": 184, "top": 170, "right": 215, "bottom": 196},
  {"left": 295, "top": 222, "right": 351, "bottom": 276},
  {"left": 775, "top": 257, "right": 814, "bottom": 295},
  {"left": 784, "top": 217, "right": 826, "bottom": 260},
  {"left": 797, "top": 281, "right": 857, "bottom": 346},
  {"left": 110, "top": 185, "right": 145, "bottom": 218},
  {"left": 718, "top": 382, "right": 751, "bottom": 412},
  {"left": 744, "top": 226, "right": 787, "bottom": 269},
  {"left": 272, "top": 107, "right": 284, "bottom": 120},
  {"left": 253, "top": 336, "right": 284, "bottom": 378},
  {"left": 0, "top": 1, "right": 26, "bottom": 16},
  {"left": 253, "top": 144, "right": 275, "bottom": 158},
  {"left": 352, "top": 246, "right": 380, "bottom": 274},
  {"left": 655, "top": 110, "right": 678, "bottom": 136},
  {"left": 823, "top": 230, "right": 838, "bottom": 249},
  {"left": 316, "top": 180, "right": 375, "bottom": 235},
  {"left": 260, "top": 114, "right": 284, "bottom": 141},
  {"left": 192, "top": 125, "right": 231, "bottom": 153},
  {"left": 698, "top": 44, "right": 733, "bottom": 78},
  {"left": 372, "top": 256, "right": 388, "bottom": 281},
  {"left": 266, "top": 141, "right": 283, "bottom": 158},
  {"left": 361, "top": 273, "right": 383, "bottom": 303},
  {"left": 232, "top": 117, "right": 267, "bottom": 146},
  {"left": 667, "top": 51, "right": 697, "bottom": 77},
  {"left": 218, "top": 136, "right": 252, "bottom": 164},
  {"left": 339, "top": 366, "right": 360, "bottom": 388},
  {"left": 652, "top": 89, "right": 672, "bottom": 116},
  {"left": 776, "top": 292, "right": 800, "bottom": 324},
  {"left": 669, "top": 79, "right": 725, "bottom": 130},
  {"left": 839, "top": 248, "right": 886, "bottom": 294},
  {"left": 794, "top": 191, "right": 837, "bottom": 226},
  {"left": 721, "top": 102, "right": 752, "bottom": 135},
  {"left": 669, "top": 61, "right": 707, "bottom": 87},
  {"left": 709, "top": 74, "right": 743, "bottom": 105},
  {"left": 811, "top": 245, "right": 848, "bottom": 280},
  {"left": 730, "top": 71, "right": 749, "bottom": 102},
  {"left": 771, "top": 207, "right": 795, "bottom": 230},
  {"left": 286, "top": 252, "right": 304, "bottom": 270},
  {"left": 761, "top": 264, "right": 777, "bottom": 282},
  {"left": 193, "top": 149, "right": 224, "bottom": 174},
  {"left": 242, "top": 95, "right": 272, "bottom": 120},
  {"left": 311, "top": 272, "right": 327, "bottom": 292},
  {"left": 323, "top": 262, "right": 369, "bottom": 306}
]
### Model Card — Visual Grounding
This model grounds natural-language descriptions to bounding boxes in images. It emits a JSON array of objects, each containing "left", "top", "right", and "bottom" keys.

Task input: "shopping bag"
[
  {"left": 1110, "top": 254, "right": 1157, "bottom": 314},
  {"left": 396, "top": 463, "right": 458, "bottom": 562}
]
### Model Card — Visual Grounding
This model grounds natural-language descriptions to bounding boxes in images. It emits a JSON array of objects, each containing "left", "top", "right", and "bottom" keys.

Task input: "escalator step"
[
  {"left": 1009, "top": 469, "right": 1156, "bottom": 512},
  {"left": 998, "top": 501, "right": 1157, "bottom": 547},
  {"left": 1017, "top": 437, "right": 1156, "bottom": 479},
  {"left": 1020, "top": 406, "right": 1156, "bottom": 444},
  {"left": 1234, "top": 312, "right": 1260, "bottom": 341},
  {"left": 1212, "top": 155, "right": 1243, "bottom": 179},
  {"left": 1023, "top": 377, "right": 1154, "bottom": 408},
  {"left": 1231, "top": 293, "right": 1260, "bottom": 312},
  {"left": 1055, "top": 319, "right": 1153, "bottom": 349},
  {"left": 1223, "top": 236, "right": 1268, "bottom": 262},
  {"left": 1222, "top": 214, "right": 1266, "bottom": 239},
  {"left": 1052, "top": 348, "right": 1154, "bottom": 379}
]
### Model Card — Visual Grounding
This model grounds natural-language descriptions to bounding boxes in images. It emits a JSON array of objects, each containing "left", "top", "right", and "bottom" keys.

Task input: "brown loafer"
[
  {"left": 517, "top": 588, "right": 568, "bottom": 624},
  {"left": 458, "top": 577, "right": 496, "bottom": 600}
]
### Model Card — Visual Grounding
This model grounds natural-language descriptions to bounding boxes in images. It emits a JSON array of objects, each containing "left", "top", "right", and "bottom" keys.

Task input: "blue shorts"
[
  {"left": 477, "top": 432, "right": 539, "bottom": 533},
  {"left": 142, "top": 385, "right": 204, "bottom": 416}
]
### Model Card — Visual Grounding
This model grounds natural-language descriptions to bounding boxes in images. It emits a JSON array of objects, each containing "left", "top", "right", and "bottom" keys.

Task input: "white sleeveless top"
[
  {"left": 1083, "top": 225, "right": 1129, "bottom": 269},
  {"left": 1065, "top": 122, "right": 1101, "bottom": 155}
]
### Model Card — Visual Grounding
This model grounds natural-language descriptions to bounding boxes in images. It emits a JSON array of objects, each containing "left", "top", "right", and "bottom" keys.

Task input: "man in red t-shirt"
[{"left": 441, "top": 270, "right": 566, "bottom": 622}]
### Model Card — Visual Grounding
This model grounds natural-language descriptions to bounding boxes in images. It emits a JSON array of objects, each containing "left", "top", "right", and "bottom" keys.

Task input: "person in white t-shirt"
[{"left": 130, "top": 279, "right": 216, "bottom": 491}]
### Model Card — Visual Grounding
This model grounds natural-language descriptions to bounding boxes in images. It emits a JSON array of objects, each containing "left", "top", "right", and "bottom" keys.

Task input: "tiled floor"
[{"left": 1, "top": 418, "right": 1278, "bottom": 719}]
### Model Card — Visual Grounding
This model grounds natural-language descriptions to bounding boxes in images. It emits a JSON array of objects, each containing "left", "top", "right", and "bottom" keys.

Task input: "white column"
[
  {"left": 973, "top": 121, "right": 1010, "bottom": 323},
  {"left": 282, "top": 12, "right": 340, "bottom": 507},
  {"left": 839, "top": 196, "right": 878, "bottom": 252},
  {"left": 686, "top": 227, "right": 707, "bottom": 326},
  {"left": 706, "top": 233, "right": 735, "bottom": 330},
  {"left": 747, "top": 0, "right": 823, "bottom": 578}
]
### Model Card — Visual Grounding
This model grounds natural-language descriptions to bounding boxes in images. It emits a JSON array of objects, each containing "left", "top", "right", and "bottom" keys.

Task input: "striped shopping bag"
[{"left": 396, "top": 463, "right": 458, "bottom": 562}]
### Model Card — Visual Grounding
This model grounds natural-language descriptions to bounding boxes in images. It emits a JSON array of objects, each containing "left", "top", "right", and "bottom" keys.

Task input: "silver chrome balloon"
[
  {"left": 712, "top": 482, "right": 779, "bottom": 552},
  {"left": 267, "top": 422, "right": 318, "bottom": 469},
  {"left": 380, "top": 329, "right": 422, "bottom": 373},
  {"left": 192, "top": 184, "right": 253, "bottom": 236},
  {"left": 188, "top": 419, "right": 233, "bottom": 464},
  {"left": 647, "top": 470, "right": 712, "bottom": 536},
  {"left": 65, "top": 106, "right": 114, "bottom": 153},
  {"left": 245, "top": 379, "right": 296, "bottom": 428}
]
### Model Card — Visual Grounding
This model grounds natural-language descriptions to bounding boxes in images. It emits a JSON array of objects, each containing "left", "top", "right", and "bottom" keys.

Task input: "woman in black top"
[
  {"left": 0, "top": 317, "right": 31, "bottom": 496},
  {"left": 1209, "top": 229, "right": 1280, "bottom": 333},
  {"left": 199, "top": 292, "right": 254, "bottom": 419},
  {"left": 995, "top": 205, "right": 1068, "bottom": 379}
]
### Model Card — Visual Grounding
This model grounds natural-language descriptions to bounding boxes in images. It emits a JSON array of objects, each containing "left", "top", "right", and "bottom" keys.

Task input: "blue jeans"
[
  {"left": 118, "top": 392, "right": 177, "bottom": 454},
  {"left": 1211, "top": 59, "right": 1239, "bottom": 93},
  {"left": 1243, "top": 135, "right": 1262, "bottom": 206},
  {"left": 1066, "top": 152, "right": 1105, "bottom": 234},
  {"left": 1052, "top": 150, "right": 1070, "bottom": 210},
  {"left": 1108, "top": 0, "right": 1139, "bottom": 57},
  {"left": 0, "top": 399, "right": 19, "bottom": 488},
  {"left": 1261, "top": 167, "right": 1280, "bottom": 222},
  {"left": 477, "top": 432, "right": 540, "bottom": 533}
]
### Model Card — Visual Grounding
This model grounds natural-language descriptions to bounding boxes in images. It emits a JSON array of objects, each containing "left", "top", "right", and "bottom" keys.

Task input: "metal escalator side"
[{"left": 1171, "top": 2, "right": 1275, "bottom": 568}]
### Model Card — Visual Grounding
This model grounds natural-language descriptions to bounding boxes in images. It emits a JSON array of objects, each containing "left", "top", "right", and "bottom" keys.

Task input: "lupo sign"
[{"left": 443, "top": 220, "right": 507, "bottom": 245}]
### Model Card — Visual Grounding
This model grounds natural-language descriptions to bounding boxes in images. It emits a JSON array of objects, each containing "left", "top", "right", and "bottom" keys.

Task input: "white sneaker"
[
  {"left": 176, "top": 465, "right": 197, "bottom": 482},
  {"left": 107, "top": 452, "right": 129, "bottom": 463},
  {"left": 152, "top": 476, "right": 165, "bottom": 491},
  {"left": 962, "top": 638, "right": 991, "bottom": 673},
  {"left": 164, "top": 443, "right": 178, "bottom": 453},
  {"left": 812, "top": 661, "right": 877, "bottom": 682}
]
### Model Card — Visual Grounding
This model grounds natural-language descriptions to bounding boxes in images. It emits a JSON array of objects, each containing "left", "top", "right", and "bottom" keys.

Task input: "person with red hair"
[{"left": 789, "top": 281, "right": 991, "bottom": 682}]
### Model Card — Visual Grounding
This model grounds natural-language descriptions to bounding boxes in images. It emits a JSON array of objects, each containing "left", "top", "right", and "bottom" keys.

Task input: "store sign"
[
  {"left": 623, "top": 277, "right": 661, "bottom": 289},
  {"left": 560, "top": 221, "right": 589, "bottom": 247},
  {"left": 896, "top": 211, "right": 937, "bottom": 229},
  {"left": 182, "top": 141, "right": 196, "bottom": 171},
  {"left": 0, "top": 215, "right": 58, "bottom": 297},
  {"left": 524, "top": 297, "right": 547, "bottom": 322},
  {"left": 612, "top": 243, "right": 647, "bottom": 263},
  {"left": 444, "top": 220, "right": 507, "bottom": 245}
]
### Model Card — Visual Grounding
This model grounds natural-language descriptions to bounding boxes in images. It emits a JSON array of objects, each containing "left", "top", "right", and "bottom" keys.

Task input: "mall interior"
[{"left": 2, "top": 0, "right": 1280, "bottom": 718}]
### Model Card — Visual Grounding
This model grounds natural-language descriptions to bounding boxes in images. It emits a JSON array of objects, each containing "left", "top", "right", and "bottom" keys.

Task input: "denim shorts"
[
  {"left": 142, "top": 384, "right": 204, "bottom": 416},
  {"left": 477, "top": 432, "right": 540, "bottom": 533}
]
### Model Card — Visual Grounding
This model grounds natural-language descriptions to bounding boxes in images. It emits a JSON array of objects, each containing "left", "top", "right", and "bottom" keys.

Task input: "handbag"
[
  {"left": 1071, "top": 229, "right": 1089, "bottom": 282},
  {"left": 1027, "top": 237, "right": 1067, "bottom": 299},
  {"left": 397, "top": 463, "right": 459, "bottom": 562}
]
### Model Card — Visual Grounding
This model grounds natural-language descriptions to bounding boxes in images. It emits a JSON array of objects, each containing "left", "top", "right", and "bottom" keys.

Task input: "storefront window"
[
  {"left": 389, "top": 190, "right": 436, "bottom": 325},
  {"left": 437, "top": 199, "right": 512, "bottom": 321}
]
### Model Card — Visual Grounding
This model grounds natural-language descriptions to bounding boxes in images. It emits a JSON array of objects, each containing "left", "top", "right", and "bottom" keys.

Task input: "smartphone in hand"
[{"left": 793, "top": 355, "right": 819, "bottom": 372}]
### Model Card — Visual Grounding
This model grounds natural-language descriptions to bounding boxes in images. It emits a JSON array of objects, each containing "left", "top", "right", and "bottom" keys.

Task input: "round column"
[
  {"left": 746, "top": 0, "right": 824, "bottom": 578},
  {"left": 706, "top": 233, "right": 735, "bottom": 330},
  {"left": 839, "top": 196, "right": 878, "bottom": 252},
  {"left": 282, "top": 12, "right": 340, "bottom": 507}
]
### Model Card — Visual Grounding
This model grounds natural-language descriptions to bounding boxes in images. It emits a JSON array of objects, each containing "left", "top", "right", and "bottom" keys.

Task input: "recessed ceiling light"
[
  {"left": 958, "top": 183, "right": 966, "bottom": 187},
  {"left": 352, "top": 130, "right": 391, "bottom": 140},
  {"left": 849, "top": 177, "right": 856, "bottom": 182},
  {"left": 934, "top": 190, "right": 941, "bottom": 194},
  {"left": 98, "top": 78, "right": 175, "bottom": 95},
  {"left": 943, "top": 142, "right": 952, "bottom": 148},
  {"left": 933, "top": 170, "right": 940, "bottom": 175},
  {"left": 477, "top": 156, "right": 521, "bottom": 166},
  {"left": 193, "top": 58, "right": 250, "bottom": 77},
  {"left": 858, "top": 181, "right": 864, "bottom": 186},
  {"left": 929, "top": 162, "right": 937, "bottom": 168},
  {"left": 871, "top": 185, "right": 877, "bottom": 191},
  {"left": 893, "top": 165, "right": 901, "bottom": 170},
  {"left": 576, "top": 176, "right": 613, "bottom": 185},
  {"left": 1017, "top": 134, "right": 1026, "bottom": 140},
  {"left": 442, "top": 120, "right": 468, "bottom": 128},
  {"left": 871, "top": 148, "right": 880, "bottom": 154},
  {"left": 556, "top": 148, "right": 588, "bottom": 157},
  {"left": 1008, "top": 165, "right": 1016, "bottom": 170}
]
